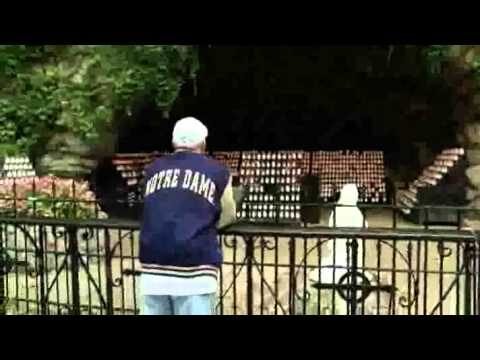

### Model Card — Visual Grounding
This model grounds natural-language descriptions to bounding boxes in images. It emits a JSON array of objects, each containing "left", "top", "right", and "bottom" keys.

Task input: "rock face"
[
  {"left": 462, "top": 97, "right": 480, "bottom": 219},
  {"left": 463, "top": 123, "right": 480, "bottom": 219},
  {"left": 464, "top": 122, "right": 480, "bottom": 148},
  {"left": 466, "top": 165, "right": 480, "bottom": 189},
  {"left": 466, "top": 149, "right": 480, "bottom": 166},
  {"left": 37, "top": 133, "right": 98, "bottom": 178},
  {"left": 466, "top": 188, "right": 477, "bottom": 201},
  {"left": 442, "top": 46, "right": 480, "bottom": 218},
  {"left": 468, "top": 196, "right": 480, "bottom": 209}
]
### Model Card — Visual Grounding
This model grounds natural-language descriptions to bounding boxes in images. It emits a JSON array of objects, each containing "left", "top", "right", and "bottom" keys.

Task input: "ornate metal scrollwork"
[
  {"left": 50, "top": 225, "right": 67, "bottom": 241},
  {"left": 222, "top": 235, "right": 238, "bottom": 249},
  {"left": 122, "top": 268, "right": 141, "bottom": 277},
  {"left": 336, "top": 271, "right": 372, "bottom": 303},
  {"left": 295, "top": 238, "right": 411, "bottom": 313},
  {"left": 109, "top": 230, "right": 136, "bottom": 256},
  {"left": 0, "top": 248, "right": 14, "bottom": 275},
  {"left": 399, "top": 278, "right": 419, "bottom": 308},
  {"left": 79, "top": 227, "right": 95, "bottom": 242},
  {"left": 375, "top": 240, "right": 420, "bottom": 310},
  {"left": 398, "top": 242, "right": 416, "bottom": 308},
  {"left": 437, "top": 241, "right": 453, "bottom": 258},
  {"left": 251, "top": 236, "right": 276, "bottom": 250},
  {"left": 112, "top": 277, "right": 123, "bottom": 287},
  {"left": 117, "top": 269, "right": 141, "bottom": 286}
]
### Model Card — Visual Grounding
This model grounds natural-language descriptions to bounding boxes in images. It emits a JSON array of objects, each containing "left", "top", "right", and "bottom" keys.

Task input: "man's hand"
[
  {"left": 218, "top": 176, "right": 238, "bottom": 229},
  {"left": 232, "top": 184, "right": 249, "bottom": 208}
]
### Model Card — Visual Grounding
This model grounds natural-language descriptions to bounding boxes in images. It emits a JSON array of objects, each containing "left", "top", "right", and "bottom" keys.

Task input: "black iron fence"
[{"left": 1, "top": 217, "right": 479, "bottom": 315}]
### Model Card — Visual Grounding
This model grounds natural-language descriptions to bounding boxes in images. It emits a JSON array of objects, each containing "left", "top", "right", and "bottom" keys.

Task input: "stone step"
[
  {"left": 442, "top": 148, "right": 464, "bottom": 156},
  {"left": 433, "top": 159, "right": 455, "bottom": 168},
  {"left": 436, "top": 154, "right": 460, "bottom": 162},
  {"left": 421, "top": 169, "right": 443, "bottom": 180},
  {"left": 417, "top": 175, "right": 438, "bottom": 186},
  {"left": 398, "top": 197, "right": 414, "bottom": 212},
  {"left": 408, "top": 185, "right": 418, "bottom": 194},
  {"left": 428, "top": 165, "right": 449, "bottom": 174},
  {"left": 402, "top": 190, "right": 418, "bottom": 204},
  {"left": 413, "top": 179, "right": 429, "bottom": 188}
]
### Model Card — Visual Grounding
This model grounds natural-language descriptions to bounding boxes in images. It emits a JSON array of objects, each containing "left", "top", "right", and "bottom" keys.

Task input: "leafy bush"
[{"left": 0, "top": 45, "right": 199, "bottom": 156}]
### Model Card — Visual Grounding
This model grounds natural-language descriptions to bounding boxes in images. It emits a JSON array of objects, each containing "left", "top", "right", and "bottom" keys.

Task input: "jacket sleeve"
[{"left": 217, "top": 175, "right": 237, "bottom": 229}]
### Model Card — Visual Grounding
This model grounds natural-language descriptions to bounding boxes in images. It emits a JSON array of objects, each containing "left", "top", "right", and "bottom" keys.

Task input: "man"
[{"left": 139, "top": 117, "right": 237, "bottom": 315}]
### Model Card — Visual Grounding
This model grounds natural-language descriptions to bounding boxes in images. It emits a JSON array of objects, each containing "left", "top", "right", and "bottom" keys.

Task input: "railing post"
[
  {"left": 38, "top": 225, "right": 47, "bottom": 315},
  {"left": 477, "top": 241, "right": 480, "bottom": 315},
  {"left": 0, "top": 224, "right": 5, "bottom": 316},
  {"left": 464, "top": 244, "right": 473, "bottom": 316},
  {"left": 67, "top": 225, "right": 81, "bottom": 315},
  {"left": 350, "top": 238, "right": 358, "bottom": 315},
  {"left": 289, "top": 236, "right": 296, "bottom": 315},
  {"left": 245, "top": 235, "right": 254, "bottom": 315},
  {"left": 104, "top": 229, "right": 114, "bottom": 315}
]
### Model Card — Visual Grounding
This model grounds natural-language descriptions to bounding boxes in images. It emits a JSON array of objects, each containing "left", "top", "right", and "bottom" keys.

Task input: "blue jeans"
[{"left": 142, "top": 294, "right": 217, "bottom": 315}]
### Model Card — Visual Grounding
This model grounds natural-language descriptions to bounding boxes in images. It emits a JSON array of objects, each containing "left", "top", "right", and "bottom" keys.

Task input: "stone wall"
[
  {"left": 36, "top": 132, "right": 116, "bottom": 179},
  {"left": 444, "top": 46, "right": 480, "bottom": 215},
  {"left": 37, "top": 133, "right": 96, "bottom": 178}
]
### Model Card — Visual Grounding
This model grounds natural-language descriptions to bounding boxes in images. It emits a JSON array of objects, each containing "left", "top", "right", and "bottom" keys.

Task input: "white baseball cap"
[{"left": 172, "top": 117, "right": 208, "bottom": 148}]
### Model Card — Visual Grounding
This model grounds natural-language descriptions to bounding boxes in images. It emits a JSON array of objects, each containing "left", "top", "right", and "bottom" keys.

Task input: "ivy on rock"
[{"left": 0, "top": 45, "right": 199, "bottom": 157}]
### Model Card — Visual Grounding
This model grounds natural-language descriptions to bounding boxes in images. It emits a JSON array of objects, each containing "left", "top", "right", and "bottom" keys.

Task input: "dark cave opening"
[{"left": 115, "top": 46, "right": 458, "bottom": 179}]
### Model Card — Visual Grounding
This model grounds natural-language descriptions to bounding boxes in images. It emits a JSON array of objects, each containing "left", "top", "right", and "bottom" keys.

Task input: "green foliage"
[
  {"left": 423, "top": 45, "right": 480, "bottom": 77},
  {"left": 0, "top": 45, "right": 199, "bottom": 156},
  {"left": 423, "top": 45, "right": 450, "bottom": 75},
  {"left": 26, "top": 194, "right": 99, "bottom": 219}
]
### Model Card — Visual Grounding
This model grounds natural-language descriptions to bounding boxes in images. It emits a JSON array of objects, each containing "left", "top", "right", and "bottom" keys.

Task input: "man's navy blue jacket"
[{"left": 139, "top": 152, "right": 230, "bottom": 268}]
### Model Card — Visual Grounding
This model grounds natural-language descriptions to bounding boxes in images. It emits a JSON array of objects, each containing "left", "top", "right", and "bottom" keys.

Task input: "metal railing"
[{"left": 1, "top": 217, "right": 479, "bottom": 315}]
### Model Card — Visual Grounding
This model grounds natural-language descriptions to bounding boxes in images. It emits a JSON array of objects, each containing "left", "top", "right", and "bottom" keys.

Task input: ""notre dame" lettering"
[{"left": 146, "top": 168, "right": 216, "bottom": 204}]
